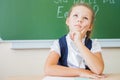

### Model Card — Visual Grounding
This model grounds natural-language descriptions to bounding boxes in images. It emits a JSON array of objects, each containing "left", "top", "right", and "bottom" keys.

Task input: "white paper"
[
  {"left": 42, "top": 76, "right": 74, "bottom": 80},
  {"left": 42, "top": 76, "right": 90, "bottom": 80}
]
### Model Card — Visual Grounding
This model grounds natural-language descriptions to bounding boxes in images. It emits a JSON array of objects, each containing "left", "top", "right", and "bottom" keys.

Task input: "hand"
[
  {"left": 70, "top": 26, "right": 88, "bottom": 44},
  {"left": 80, "top": 70, "right": 106, "bottom": 79}
]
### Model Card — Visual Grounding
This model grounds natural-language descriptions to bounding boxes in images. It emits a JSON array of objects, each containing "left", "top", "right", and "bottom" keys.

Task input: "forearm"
[
  {"left": 77, "top": 42, "right": 104, "bottom": 74},
  {"left": 44, "top": 65, "right": 80, "bottom": 77},
  {"left": 44, "top": 64, "right": 105, "bottom": 79}
]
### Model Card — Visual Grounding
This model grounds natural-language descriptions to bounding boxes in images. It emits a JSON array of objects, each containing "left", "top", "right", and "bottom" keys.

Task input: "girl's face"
[{"left": 66, "top": 6, "right": 93, "bottom": 33}]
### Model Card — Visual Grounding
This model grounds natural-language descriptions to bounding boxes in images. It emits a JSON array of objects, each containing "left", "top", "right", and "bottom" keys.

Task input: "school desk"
[{"left": 6, "top": 73, "right": 120, "bottom": 80}]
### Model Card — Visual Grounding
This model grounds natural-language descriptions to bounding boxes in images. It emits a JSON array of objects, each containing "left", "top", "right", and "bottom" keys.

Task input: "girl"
[{"left": 44, "top": 3, "right": 104, "bottom": 79}]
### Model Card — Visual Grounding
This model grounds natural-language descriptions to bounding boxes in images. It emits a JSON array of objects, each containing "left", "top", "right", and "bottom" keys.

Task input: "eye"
[
  {"left": 73, "top": 14, "right": 78, "bottom": 17},
  {"left": 84, "top": 17, "right": 88, "bottom": 20}
]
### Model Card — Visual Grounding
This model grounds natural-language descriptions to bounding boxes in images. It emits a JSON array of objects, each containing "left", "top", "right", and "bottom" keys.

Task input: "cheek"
[
  {"left": 83, "top": 21, "right": 91, "bottom": 27},
  {"left": 69, "top": 20, "right": 75, "bottom": 26}
]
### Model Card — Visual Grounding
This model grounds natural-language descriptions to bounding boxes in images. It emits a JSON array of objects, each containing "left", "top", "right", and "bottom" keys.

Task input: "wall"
[{"left": 0, "top": 42, "right": 120, "bottom": 80}]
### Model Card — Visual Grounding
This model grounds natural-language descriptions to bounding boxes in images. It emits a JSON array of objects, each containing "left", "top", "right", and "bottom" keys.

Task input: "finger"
[
  {"left": 81, "top": 26, "right": 89, "bottom": 34},
  {"left": 89, "top": 74, "right": 99, "bottom": 79},
  {"left": 81, "top": 28, "right": 86, "bottom": 34},
  {"left": 98, "top": 74, "right": 108, "bottom": 78},
  {"left": 91, "top": 74, "right": 106, "bottom": 79},
  {"left": 70, "top": 31, "right": 75, "bottom": 40}
]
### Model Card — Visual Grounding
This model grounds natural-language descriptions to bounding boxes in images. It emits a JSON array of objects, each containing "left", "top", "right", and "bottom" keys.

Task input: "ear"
[{"left": 66, "top": 18, "right": 69, "bottom": 26}]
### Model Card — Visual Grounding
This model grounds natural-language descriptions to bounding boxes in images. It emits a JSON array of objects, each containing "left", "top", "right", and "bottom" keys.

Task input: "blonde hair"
[{"left": 67, "top": 3, "right": 95, "bottom": 39}]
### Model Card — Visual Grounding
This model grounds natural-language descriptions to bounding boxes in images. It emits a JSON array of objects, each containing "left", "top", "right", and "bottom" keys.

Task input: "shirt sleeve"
[
  {"left": 49, "top": 40, "right": 61, "bottom": 56},
  {"left": 91, "top": 39, "right": 102, "bottom": 53}
]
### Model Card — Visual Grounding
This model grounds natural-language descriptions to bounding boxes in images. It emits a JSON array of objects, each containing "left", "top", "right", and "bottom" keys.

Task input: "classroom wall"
[{"left": 0, "top": 42, "right": 120, "bottom": 80}]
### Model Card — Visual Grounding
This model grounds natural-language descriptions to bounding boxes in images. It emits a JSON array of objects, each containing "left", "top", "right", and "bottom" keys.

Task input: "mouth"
[
  {"left": 74, "top": 24, "right": 85, "bottom": 31},
  {"left": 74, "top": 24, "right": 82, "bottom": 28}
]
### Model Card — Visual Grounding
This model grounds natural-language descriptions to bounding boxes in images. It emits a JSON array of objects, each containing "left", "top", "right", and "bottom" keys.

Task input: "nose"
[{"left": 77, "top": 18, "right": 83, "bottom": 23}]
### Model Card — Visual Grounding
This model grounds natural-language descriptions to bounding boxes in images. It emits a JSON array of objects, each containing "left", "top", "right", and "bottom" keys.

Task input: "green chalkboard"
[{"left": 0, "top": 0, "right": 120, "bottom": 40}]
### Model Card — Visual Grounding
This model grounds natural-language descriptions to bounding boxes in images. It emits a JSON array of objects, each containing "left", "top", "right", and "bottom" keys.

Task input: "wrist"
[
  {"left": 75, "top": 41, "right": 84, "bottom": 48},
  {"left": 78, "top": 69, "right": 88, "bottom": 77}
]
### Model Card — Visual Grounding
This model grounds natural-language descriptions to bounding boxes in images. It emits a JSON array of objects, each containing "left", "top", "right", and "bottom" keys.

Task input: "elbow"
[
  {"left": 44, "top": 68, "right": 48, "bottom": 75},
  {"left": 44, "top": 64, "right": 50, "bottom": 75},
  {"left": 93, "top": 64, "right": 104, "bottom": 75},
  {"left": 94, "top": 68, "right": 104, "bottom": 75},
  {"left": 44, "top": 65, "right": 54, "bottom": 76},
  {"left": 44, "top": 66, "right": 51, "bottom": 76}
]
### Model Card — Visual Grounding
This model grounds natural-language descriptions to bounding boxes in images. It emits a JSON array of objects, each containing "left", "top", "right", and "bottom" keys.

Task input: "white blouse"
[{"left": 50, "top": 34, "right": 102, "bottom": 69}]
